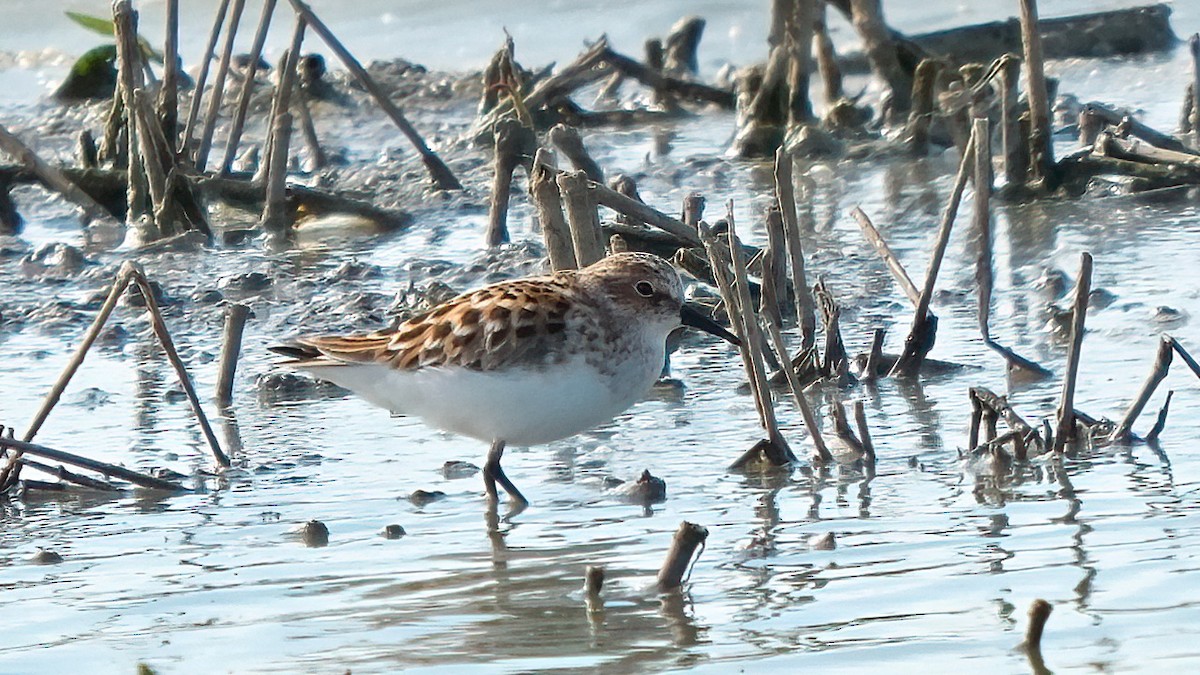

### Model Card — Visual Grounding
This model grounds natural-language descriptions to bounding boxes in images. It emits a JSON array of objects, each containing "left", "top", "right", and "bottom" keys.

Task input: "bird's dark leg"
[{"left": 485, "top": 439, "right": 529, "bottom": 506}]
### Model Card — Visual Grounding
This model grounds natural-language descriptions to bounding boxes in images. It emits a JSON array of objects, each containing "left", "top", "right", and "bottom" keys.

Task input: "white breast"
[{"left": 297, "top": 342, "right": 665, "bottom": 446}]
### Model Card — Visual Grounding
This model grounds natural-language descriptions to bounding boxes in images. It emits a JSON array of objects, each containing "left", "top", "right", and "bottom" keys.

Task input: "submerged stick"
[
  {"left": 19, "top": 456, "right": 122, "bottom": 492},
  {"left": 853, "top": 400, "right": 876, "bottom": 467},
  {"left": 656, "top": 521, "right": 708, "bottom": 591},
  {"left": 287, "top": 0, "right": 461, "bottom": 190},
  {"left": 215, "top": 303, "right": 251, "bottom": 406},
  {"left": 0, "top": 437, "right": 189, "bottom": 492},
  {"left": 1053, "top": 252, "right": 1093, "bottom": 452},
  {"left": 1025, "top": 598, "right": 1053, "bottom": 649},
  {"left": 850, "top": 206, "right": 920, "bottom": 307},
  {"left": 1109, "top": 336, "right": 1173, "bottom": 442},
  {"left": 1145, "top": 390, "right": 1173, "bottom": 443}
]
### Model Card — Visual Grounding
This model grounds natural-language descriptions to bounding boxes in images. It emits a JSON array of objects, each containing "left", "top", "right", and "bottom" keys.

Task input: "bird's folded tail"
[{"left": 268, "top": 343, "right": 323, "bottom": 362}]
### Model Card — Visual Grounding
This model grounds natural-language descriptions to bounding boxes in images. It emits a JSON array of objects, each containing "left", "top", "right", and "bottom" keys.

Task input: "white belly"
[{"left": 297, "top": 349, "right": 663, "bottom": 446}]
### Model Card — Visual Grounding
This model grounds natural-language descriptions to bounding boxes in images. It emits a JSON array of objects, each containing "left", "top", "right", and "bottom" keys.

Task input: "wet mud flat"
[{"left": 3, "top": 1, "right": 1200, "bottom": 673}]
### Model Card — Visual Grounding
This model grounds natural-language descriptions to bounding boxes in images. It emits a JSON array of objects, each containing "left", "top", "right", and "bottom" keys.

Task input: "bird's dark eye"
[{"left": 635, "top": 281, "right": 654, "bottom": 298}]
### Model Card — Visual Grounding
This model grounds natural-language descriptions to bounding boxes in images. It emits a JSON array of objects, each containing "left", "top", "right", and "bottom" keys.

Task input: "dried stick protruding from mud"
[
  {"left": 220, "top": 0, "right": 279, "bottom": 175},
  {"left": 292, "top": 76, "right": 327, "bottom": 170},
  {"left": 256, "top": 20, "right": 306, "bottom": 186},
  {"left": 548, "top": 124, "right": 603, "bottom": 184},
  {"left": 760, "top": 255, "right": 831, "bottom": 463},
  {"left": 700, "top": 218, "right": 791, "bottom": 467},
  {"left": 973, "top": 118, "right": 1051, "bottom": 376},
  {"left": 0, "top": 437, "right": 189, "bottom": 493},
  {"left": 657, "top": 521, "right": 708, "bottom": 591},
  {"left": 861, "top": 327, "right": 886, "bottom": 382},
  {"left": 1109, "top": 336, "right": 1174, "bottom": 442},
  {"left": 812, "top": 2, "right": 843, "bottom": 105},
  {"left": 486, "top": 116, "right": 533, "bottom": 247},
  {"left": 905, "top": 59, "right": 941, "bottom": 154},
  {"left": 997, "top": 54, "right": 1026, "bottom": 185},
  {"left": 157, "top": 0, "right": 180, "bottom": 149},
  {"left": 830, "top": 397, "right": 865, "bottom": 456},
  {"left": 113, "top": 0, "right": 148, "bottom": 231},
  {"left": 1171, "top": 338, "right": 1200, "bottom": 380},
  {"left": 530, "top": 152, "right": 576, "bottom": 271},
  {"left": 591, "top": 182, "right": 701, "bottom": 246},
  {"left": 775, "top": 147, "right": 815, "bottom": 348},
  {"left": 181, "top": 0, "right": 231, "bottom": 155},
  {"left": 1053, "top": 252, "right": 1093, "bottom": 452},
  {"left": 260, "top": 111, "right": 294, "bottom": 233},
  {"left": 128, "top": 265, "right": 230, "bottom": 468},
  {"left": 557, "top": 171, "right": 606, "bottom": 267},
  {"left": 287, "top": 0, "right": 461, "bottom": 190},
  {"left": 216, "top": 303, "right": 252, "bottom": 406},
  {"left": 0, "top": 125, "right": 118, "bottom": 227},
  {"left": 664, "top": 16, "right": 705, "bottom": 76},
  {"left": 1189, "top": 34, "right": 1200, "bottom": 136},
  {"left": 726, "top": 207, "right": 790, "bottom": 465},
  {"left": 1018, "top": 0, "right": 1054, "bottom": 185},
  {"left": 891, "top": 132, "right": 976, "bottom": 376},
  {"left": 973, "top": 116, "right": 994, "bottom": 340},
  {"left": 815, "top": 279, "right": 849, "bottom": 378},
  {"left": 850, "top": 207, "right": 920, "bottom": 307},
  {"left": 849, "top": 0, "right": 912, "bottom": 120},
  {"left": 971, "top": 387, "right": 1043, "bottom": 459},
  {"left": 760, "top": 206, "right": 790, "bottom": 324},
  {"left": 584, "top": 565, "right": 605, "bottom": 607},
  {"left": 0, "top": 263, "right": 229, "bottom": 487},
  {"left": 195, "top": 0, "right": 249, "bottom": 172}
]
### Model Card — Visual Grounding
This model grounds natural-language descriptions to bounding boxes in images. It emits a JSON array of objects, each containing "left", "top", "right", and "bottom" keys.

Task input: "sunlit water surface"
[{"left": 3, "top": 1, "right": 1200, "bottom": 673}]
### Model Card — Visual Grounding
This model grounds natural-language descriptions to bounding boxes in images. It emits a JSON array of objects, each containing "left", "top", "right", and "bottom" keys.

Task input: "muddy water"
[{"left": 4, "top": 1, "right": 1200, "bottom": 673}]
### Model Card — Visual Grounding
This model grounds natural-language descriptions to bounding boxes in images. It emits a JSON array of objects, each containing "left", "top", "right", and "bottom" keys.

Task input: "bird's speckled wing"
[{"left": 274, "top": 277, "right": 576, "bottom": 372}]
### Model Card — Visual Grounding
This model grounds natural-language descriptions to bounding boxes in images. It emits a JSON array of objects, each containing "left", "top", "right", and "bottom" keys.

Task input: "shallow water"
[{"left": 4, "top": 1, "right": 1200, "bottom": 674}]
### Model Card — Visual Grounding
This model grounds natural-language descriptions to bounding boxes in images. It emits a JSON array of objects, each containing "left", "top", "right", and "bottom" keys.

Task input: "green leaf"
[
  {"left": 65, "top": 11, "right": 164, "bottom": 63},
  {"left": 65, "top": 11, "right": 116, "bottom": 37}
]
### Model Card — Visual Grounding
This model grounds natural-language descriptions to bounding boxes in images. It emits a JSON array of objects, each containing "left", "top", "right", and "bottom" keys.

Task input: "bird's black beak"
[{"left": 680, "top": 303, "right": 741, "bottom": 346}]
